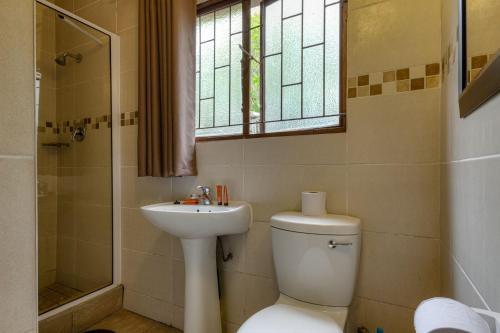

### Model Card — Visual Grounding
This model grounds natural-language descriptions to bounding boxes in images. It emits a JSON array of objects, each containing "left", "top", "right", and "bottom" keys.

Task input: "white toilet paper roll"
[
  {"left": 301, "top": 191, "right": 327, "bottom": 216},
  {"left": 414, "top": 297, "right": 490, "bottom": 333}
]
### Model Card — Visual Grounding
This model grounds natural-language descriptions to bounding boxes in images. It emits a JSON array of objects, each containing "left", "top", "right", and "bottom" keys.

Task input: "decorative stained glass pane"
[
  {"left": 303, "top": 45, "right": 324, "bottom": 118},
  {"left": 283, "top": 84, "right": 302, "bottom": 120},
  {"left": 265, "top": 0, "right": 281, "bottom": 55},
  {"left": 200, "top": 41, "right": 214, "bottom": 99},
  {"left": 215, "top": 67, "right": 230, "bottom": 126},
  {"left": 265, "top": 55, "right": 281, "bottom": 121},
  {"left": 231, "top": 3, "right": 243, "bottom": 34},
  {"left": 215, "top": 8, "right": 230, "bottom": 67},
  {"left": 200, "top": 13, "right": 214, "bottom": 42},
  {"left": 283, "top": 0, "right": 302, "bottom": 18},
  {"left": 196, "top": 17, "right": 200, "bottom": 72},
  {"left": 250, "top": 27, "right": 261, "bottom": 131},
  {"left": 325, "top": 4, "right": 340, "bottom": 120},
  {"left": 199, "top": 99, "right": 214, "bottom": 128},
  {"left": 195, "top": 72, "right": 200, "bottom": 127},
  {"left": 282, "top": 15, "right": 302, "bottom": 85},
  {"left": 303, "top": 0, "right": 324, "bottom": 47},
  {"left": 230, "top": 33, "right": 243, "bottom": 125}
]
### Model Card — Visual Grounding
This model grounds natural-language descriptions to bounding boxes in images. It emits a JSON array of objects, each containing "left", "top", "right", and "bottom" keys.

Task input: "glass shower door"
[{"left": 36, "top": 2, "right": 113, "bottom": 314}]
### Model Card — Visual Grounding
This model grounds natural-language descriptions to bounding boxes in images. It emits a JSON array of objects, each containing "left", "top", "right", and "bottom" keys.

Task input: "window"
[{"left": 195, "top": 0, "right": 346, "bottom": 139}]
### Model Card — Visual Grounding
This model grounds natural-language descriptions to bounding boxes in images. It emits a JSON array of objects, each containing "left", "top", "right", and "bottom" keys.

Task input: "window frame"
[{"left": 196, "top": 0, "right": 348, "bottom": 142}]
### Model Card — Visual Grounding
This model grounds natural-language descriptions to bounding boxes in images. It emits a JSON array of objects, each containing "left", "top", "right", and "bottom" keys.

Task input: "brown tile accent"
[
  {"left": 425, "top": 63, "right": 440, "bottom": 76},
  {"left": 121, "top": 113, "right": 125, "bottom": 119},
  {"left": 357, "top": 75, "right": 369, "bottom": 86},
  {"left": 396, "top": 68, "right": 409, "bottom": 80},
  {"left": 37, "top": 126, "right": 45, "bottom": 133},
  {"left": 357, "top": 85, "right": 369, "bottom": 97},
  {"left": 383, "top": 71, "right": 395, "bottom": 82},
  {"left": 370, "top": 84, "right": 382, "bottom": 95},
  {"left": 470, "top": 68, "right": 482, "bottom": 81},
  {"left": 426, "top": 76, "right": 440, "bottom": 89},
  {"left": 46, "top": 121, "right": 53, "bottom": 128},
  {"left": 411, "top": 78, "right": 425, "bottom": 90},
  {"left": 396, "top": 79, "right": 409, "bottom": 92},
  {"left": 347, "top": 87, "right": 357, "bottom": 98},
  {"left": 121, "top": 120, "right": 125, "bottom": 126},
  {"left": 471, "top": 55, "right": 488, "bottom": 69}
]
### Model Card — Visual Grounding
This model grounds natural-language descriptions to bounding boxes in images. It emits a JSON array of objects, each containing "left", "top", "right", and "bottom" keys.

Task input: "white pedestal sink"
[{"left": 141, "top": 201, "right": 252, "bottom": 333}]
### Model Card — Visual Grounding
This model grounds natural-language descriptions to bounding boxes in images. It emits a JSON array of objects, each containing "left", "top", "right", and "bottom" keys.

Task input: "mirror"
[{"left": 458, "top": 0, "right": 500, "bottom": 117}]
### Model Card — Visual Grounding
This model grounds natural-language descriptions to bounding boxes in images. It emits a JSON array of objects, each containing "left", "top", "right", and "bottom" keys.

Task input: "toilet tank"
[{"left": 271, "top": 212, "right": 361, "bottom": 307}]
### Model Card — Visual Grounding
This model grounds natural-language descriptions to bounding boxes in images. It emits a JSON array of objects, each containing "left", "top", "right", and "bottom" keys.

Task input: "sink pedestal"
[{"left": 181, "top": 237, "right": 222, "bottom": 333}]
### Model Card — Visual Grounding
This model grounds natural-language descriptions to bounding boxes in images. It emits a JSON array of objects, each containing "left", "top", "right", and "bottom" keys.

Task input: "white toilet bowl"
[
  {"left": 239, "top": 294, "right": 348, "bottom": 333},
  {"left": 238, "top": 211, "right": 361, "bottom": 333}
]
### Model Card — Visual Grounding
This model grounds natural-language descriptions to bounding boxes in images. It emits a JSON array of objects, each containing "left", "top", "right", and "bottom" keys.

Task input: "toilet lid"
[{"left": 238, "top": 304, "right": 343, "bottom": 333}]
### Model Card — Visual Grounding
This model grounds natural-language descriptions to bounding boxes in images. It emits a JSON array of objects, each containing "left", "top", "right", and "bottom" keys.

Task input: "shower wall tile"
[
  {"left": 117, "top": 0, "right": 139, "bottom": 32},
  {"left": 119, "top": 26, "right": 139, "bottom": 72},
  {"left": 75, "top": 0, "right": 118, "bottom": 33}
]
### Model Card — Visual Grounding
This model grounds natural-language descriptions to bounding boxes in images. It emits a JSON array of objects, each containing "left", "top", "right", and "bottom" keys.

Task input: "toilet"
[{"left": 238, "top": 211, "right": 361, "bottom": 333}]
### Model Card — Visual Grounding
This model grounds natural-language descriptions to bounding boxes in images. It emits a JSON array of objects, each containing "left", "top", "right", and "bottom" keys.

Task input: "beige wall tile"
[
  {"left": 357, "top": 231, "right": 440, "bottom": 308},
  {"left": 73, "top": 285, "right": 122, "bottom": 332},
  {"left": 244, "top": 222, "right": 275, "bottom": 279},
  {"left": 122, "top": 249, "right": 172, "bottom": 302},
  {"left": 196, "top": 140, "right": 244, "bottom": 166},
  {"left": 172, "top": 260, "right": 185, "bottom": 307},
  {"left": 243, "top": 134, "right": 346, "bottom": 165},
  {"left": 121, "top": 166, "right": 173, "bottom": 208},
  {"left": 119, "top": 26, "right": 139, "bottom": 72},
  {"left": 350, "top": 297, "right": 415, "bottom": 333},
  {"left": 117, "top": 0, "right": 139, "bottom": 32},
  {"left": 172, "top": 305, "right": 184, "bottom": 330},
  {"left": 120, "top": 69, "right": 139, "bottom": 114},
  {"left": 243, "top": 275, "right": 279, "bottom": 321},
  {"left": 124, "top": 289, "right": 173, "bottom": 325},
  {"left": 0, "top": 1, "right": 35, "bottom": 156},
  {"left": 348, "top": 164, "right": 440, "bottom": 238},
  {"left": 122, "top": 207, "right": 171, "bottom": 256},
  {"left": 0, "top": 158, "right": 36, "bottom": 333},
  {"left": 220, "top": 270, "right": 246, "bottom": 325},
  {"left": 347, "top": 0, "right": 440, "bottom": 76},
  {"left": 243, "top": 165, "right": 303, "bottom": 221},
  {"left": 75, "top": 0, "right": 118, "bottom": 33},
  {"left": 219, "top": 233, "right": 246, "bottom": 273},
  {"left": 172, "top": 165, "right": 244, "bottom": 201},
  {"left": 347, "top": 89, "right": 440, "bottom": 164},
  {"left": 121, "top": 123, "right": 138, "bottom": 167}
]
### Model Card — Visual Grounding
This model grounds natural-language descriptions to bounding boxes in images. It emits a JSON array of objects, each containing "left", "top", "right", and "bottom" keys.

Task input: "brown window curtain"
[{"left": 138, "top": 0, "right": 197, "bottom": 177}]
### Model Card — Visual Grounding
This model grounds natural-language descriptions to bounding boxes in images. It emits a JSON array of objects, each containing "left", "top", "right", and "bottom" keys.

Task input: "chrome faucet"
[{"left": 196, "top": 185, "right": 212, "bottom": 205}]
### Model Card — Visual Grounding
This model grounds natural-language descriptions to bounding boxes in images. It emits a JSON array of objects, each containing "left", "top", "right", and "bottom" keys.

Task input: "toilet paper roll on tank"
[{"left": 301, "top": 191, "right": 327, "bottom": 216}]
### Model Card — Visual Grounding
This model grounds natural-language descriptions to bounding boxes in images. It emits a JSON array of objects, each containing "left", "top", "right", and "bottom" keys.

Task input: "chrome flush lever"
[{"left": 328, "top": 240, "right": 353, "bottom": 249}]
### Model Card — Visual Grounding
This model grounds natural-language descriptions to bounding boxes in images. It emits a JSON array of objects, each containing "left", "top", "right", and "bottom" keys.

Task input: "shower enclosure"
[{"left": 35, "top": 0, "right": 120, "bottom": 315}]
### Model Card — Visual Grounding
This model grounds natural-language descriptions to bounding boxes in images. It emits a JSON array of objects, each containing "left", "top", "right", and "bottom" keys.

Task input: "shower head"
[{"left": 55, "top": 52, "right": 83, "bottom": 66}]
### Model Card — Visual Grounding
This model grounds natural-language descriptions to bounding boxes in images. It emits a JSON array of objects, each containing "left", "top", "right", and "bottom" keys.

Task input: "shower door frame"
[{"left": 35, "top": 0, "right": 122, "bottom": 321}]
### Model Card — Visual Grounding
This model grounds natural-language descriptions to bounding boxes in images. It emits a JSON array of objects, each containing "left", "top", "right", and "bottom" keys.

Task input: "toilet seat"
[{"left": 238, "top": 304, "right": 343, "bottom": 333}]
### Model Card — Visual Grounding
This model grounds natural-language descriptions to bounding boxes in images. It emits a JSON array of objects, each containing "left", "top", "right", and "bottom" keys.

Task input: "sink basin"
[
  {"left": 140, "top": 201, "right": 252, "bottom": 333},
  {"left": 140, "top": 201, "right": 252, "bottom": 239}
]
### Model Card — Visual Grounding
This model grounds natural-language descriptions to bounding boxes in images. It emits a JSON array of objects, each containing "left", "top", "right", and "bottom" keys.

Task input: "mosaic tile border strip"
[
  {"left": 121, "top": 110, "right": 139, "bottom": 127},
  {"left": 468, "top": 53, "right": 495, "bottom": 83},
  {"left": 37, "top": 111, "right": 139, "bottom": 133},
  {"left": 347, "top": 62, "right": 441, "bottom": 99}
]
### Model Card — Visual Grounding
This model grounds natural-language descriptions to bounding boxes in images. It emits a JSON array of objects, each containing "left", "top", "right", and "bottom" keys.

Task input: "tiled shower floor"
[
  {"left": 88, "top": 309, "right": 182, "bottom": 333},
  {"left": 39, "top": 283, "right": 85, "bottom": 313}
]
